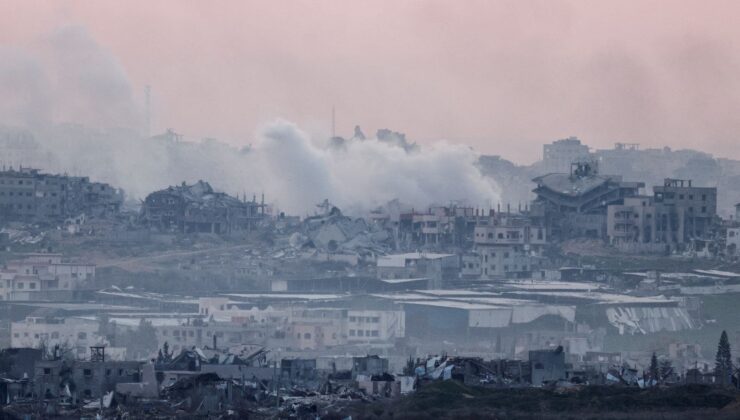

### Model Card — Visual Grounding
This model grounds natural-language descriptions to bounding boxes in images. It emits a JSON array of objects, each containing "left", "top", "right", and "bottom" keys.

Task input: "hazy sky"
[{"left": 2, "top": 0, "right": 740, "bottom": 163}]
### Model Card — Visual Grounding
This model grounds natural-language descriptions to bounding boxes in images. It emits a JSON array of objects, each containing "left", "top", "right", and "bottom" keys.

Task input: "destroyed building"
[
  {"left": 141, "top": 180, "right": 265, "bottom": 234},
  {"left": 0, "top": 167, "right": 123, "bottom": 224},
  {"left": 606, "top": 180, "right": 718, "bottom": 252},
  {"left": 533, "top": 161, "right": 644, "bottom": 239},
  {"left": 35, "top": 353, "right": 142, "bottom": 401}
]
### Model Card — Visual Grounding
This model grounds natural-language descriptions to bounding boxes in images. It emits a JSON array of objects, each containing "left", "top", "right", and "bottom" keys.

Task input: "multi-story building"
[
  {"left": 0, "top": 253, "right": 95, "bottom": 301},
  {"left": 155, "top": 320, "right": 269, "bottom": 354},
  {"left": 652, "top": 178, "right": 717, "bottom": 241},
  {"left": 141, "top": 180, "right": 265, "bottom": 234},
  {"left": 11, "top": 311, "right": 104, "bottom": 358},
  {"left": 472, "top": 213, "right": 547, "bottom": 279},
  {"left": 533, "top": 161, "right": 644, "bottom": 239},
  {"left": 400, "top": 206, "right": 495, "bottom": 247},
  {"left": 376, "top": 252, "right": 460, "bottom": 289},
  {"left": 0, "top": 167, "right": 123, "bottom": 223},
  {"left": 542, "top": 137, "right": 591, "bottom": 174},
  {"left": 346, "top": 309, "right": 405, "bottom": 344},
  {"left": 35, "top": 358, "right": 142, "bottom": 401}
]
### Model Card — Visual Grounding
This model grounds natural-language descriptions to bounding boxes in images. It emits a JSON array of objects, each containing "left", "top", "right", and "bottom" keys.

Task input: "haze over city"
[
  {"left": 2, "top": 0, "right": 740, "bottom": 163},
  {"left": 1, "top": 2, "right": 740, "bottom": 419}
]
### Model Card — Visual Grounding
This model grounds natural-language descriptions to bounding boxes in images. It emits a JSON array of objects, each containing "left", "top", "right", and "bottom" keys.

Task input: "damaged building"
[
  {"left": 141, "top": 180, "right": 265, "bottom": 234},
  {"left": 533, "top": 161, "right": 644, "bottom": 239},
  {"left": 606, "top": 179, "right": 718, "bottom": 251},
  {"left": 0, "top": 167, "right": 123, "bottom": 224}
]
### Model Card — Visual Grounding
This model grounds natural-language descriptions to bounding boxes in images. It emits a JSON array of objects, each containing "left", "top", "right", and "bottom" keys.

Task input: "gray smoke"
[{"left": 0, "top": 26, "right": 500, "bottom": 215}]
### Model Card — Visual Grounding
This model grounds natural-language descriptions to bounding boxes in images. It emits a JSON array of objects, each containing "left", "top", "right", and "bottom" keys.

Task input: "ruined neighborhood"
[
  {"left": 2, "top": 130, "right": 740, "bottom": 419},
  {"left": 3, "top": 1, "right": 740, "bottom": 418}
]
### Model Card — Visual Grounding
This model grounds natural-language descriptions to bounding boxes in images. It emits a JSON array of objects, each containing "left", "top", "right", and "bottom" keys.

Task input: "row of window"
[
  {"left": 2, "top": 281, "right": 37, "bottom": 290},
  {"left": 349, "top": 329, "right": 380, "bottom": 337},
  {"left": 348, "top": 316, "right": 380, "bottom": 323},
  {"left": 13, "top": 331, "right": 87, "bottom": 339}
]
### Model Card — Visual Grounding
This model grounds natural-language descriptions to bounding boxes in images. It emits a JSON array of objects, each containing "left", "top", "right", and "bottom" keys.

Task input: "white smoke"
[
  {"left": 250, "top": 120, "right": 501, "bottom": 214},
  {"left": 0, "top": 26, "right": 500, "bottom": 215}
]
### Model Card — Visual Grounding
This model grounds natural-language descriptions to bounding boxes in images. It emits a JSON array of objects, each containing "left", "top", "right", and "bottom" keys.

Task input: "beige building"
[
  {"left": 0, "top": 253, "right": 95, "bottom": 301},
  {"left": 473, "top": 214, "right": 547, "bottom": 279}
]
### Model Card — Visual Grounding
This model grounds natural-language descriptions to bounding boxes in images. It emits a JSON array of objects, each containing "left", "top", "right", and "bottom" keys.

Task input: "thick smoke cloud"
[
  {"left": 253, "top": 121, "right": 501, "bottom": 214},
  {"left": 0, "top": 26, "right": 500, "bottom": 215}
]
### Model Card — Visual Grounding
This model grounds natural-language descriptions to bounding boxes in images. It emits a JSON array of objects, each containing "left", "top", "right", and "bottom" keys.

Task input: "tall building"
[
  {"left": 542, "top": 137, "right": 591, "bottom": 174},
  {"left": 472, "top": 213, "right": 547, "bottom": 280},
  {"left": 0, "top": 167, "right": 123, "bottom": 223}
]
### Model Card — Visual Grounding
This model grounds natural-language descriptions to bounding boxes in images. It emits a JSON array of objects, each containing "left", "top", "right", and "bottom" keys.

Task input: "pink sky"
[{"left": 2, "top": 0, "right": 740, "bottom": 163}]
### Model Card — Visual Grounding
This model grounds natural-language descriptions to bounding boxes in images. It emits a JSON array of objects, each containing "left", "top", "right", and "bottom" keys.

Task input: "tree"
[
  {"left": 649, "top": 352, "right": 659, "bottom": 384},
  {"left": 715, "top": 330, "right": 733, "bottom": 386},
  {"left": 118, "top": 319, "right": 158, "bottom": 361},
  {"left": 659, "top": 359, "right": 673, "bottom": 383}
]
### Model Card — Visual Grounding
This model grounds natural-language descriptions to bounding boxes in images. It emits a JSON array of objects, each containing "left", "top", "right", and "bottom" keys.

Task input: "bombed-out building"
[
  {"left": 141, "top": 180, "right": 264, "bottom": 234},
  {"left": 606, "top": 179, "right": 718, "bottom": 250},
  {"left": 533, "top": 161, "right": 644, "bottom": 239},
  {"left": 0, "top": 167, "right": 123, "bottom": 223}
]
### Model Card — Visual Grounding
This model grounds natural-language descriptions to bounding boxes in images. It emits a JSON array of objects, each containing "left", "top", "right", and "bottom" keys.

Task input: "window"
[
  {"left": 349, "top": 316, "right": 356, "bottom": 322},
  {"left": 29, "top": 282, "right": 36, "bottom": 289},
  {"left": 702, "top": 206, "right": 707, "bottom": 213},
  {"left": 349, "top": 329, "right": 356, "bottom": 336},
  {"left": 51, "top": 332, "right": 59, "bottom": 339},
  {"left": 83, "top": 369, "right": 93, "bottom": 377},
  {"left": 371, "top": 330, "right": 379, "bottom": 337},
  {"left": 106, "top": 369, "right": 112, "bottom": 376},
  {"left": 43, "top": 368, "right": 51, "bottom": 375},
  {"left": 358, "top": 330, "right": 364, "bottom": 337},
  {"left": 702, "top": 194, "right": 707, "bottom": 201},
  {"left": 303, "top": 333, "right": 311, "bottom": 339},
  {"left": 78, "top": 332, "right": 87, "bottom": 340}
]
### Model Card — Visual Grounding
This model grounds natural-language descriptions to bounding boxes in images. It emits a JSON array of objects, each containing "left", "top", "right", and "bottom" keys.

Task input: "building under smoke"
[
  {"left": 140, "top": 180, "right": 265, "bottom": 234},
  {"left": 0, "top": 166, "right": 123, "bottom": 224}
]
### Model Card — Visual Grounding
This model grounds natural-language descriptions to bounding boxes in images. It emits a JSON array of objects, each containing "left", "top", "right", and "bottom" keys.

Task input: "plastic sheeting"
[{"left": 606, "top": 307, "right": 697, "bottom": 335}]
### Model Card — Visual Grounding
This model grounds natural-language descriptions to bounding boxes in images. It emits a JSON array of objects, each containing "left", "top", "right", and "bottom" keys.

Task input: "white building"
[
  {"left": 347, "top": 309, "right": 405, "bottom": 343},
  {"left": 542, "top": 137, "right": 591, "bottom": 174},
  {"left": 0, "top": 253, "right": 95, "bottom": 300},
  {"left": 377, "top": 252, "right": 459, "bottom": 289},
  {"left": 473, "top": 216, "right": 547, "bottom": 279},
  {"left": 11, "top": 311, "right": 104, "bottom": 358}
]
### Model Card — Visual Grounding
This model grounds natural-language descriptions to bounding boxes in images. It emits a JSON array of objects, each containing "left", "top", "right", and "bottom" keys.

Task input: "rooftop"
[{"left": 377, "top": 252, "right": 456, "bottom": 267}]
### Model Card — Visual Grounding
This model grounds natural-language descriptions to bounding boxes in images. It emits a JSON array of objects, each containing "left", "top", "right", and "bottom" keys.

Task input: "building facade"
[{"left": 0, "top": 167, "right": 123, "bottom": 223}]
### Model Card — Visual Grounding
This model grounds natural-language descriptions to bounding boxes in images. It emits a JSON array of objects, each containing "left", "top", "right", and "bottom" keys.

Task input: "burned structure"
[
  {"left": 606, "top": 179, "right": 718, "bottom": 249},
  {"left": 141, "top": 180, "right": 264, "bottom": 234},
  {"left": 0, "top": 167, "right": 123, "bottom": 224},
  {"left": 533, "top": 161, "right": 644, "bottom": 239}
]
